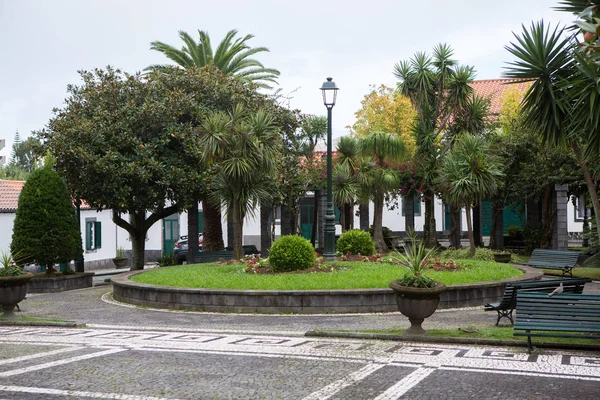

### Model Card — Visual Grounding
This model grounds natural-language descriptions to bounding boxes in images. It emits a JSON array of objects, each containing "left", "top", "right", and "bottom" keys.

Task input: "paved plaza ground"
[{"left": 0, "top": 280, "right": 598, "bottom": 399}]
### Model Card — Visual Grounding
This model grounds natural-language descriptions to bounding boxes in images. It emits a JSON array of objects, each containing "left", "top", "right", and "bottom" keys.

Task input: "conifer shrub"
[
  {"left": 269, "top": 235, "right": 315, "bottom": 272},
  {"left": 11, "top": 167, "right": 83, "bottom": 273},
  {"left": 337, "top": 229, "right": 376, "bottom": 256}
]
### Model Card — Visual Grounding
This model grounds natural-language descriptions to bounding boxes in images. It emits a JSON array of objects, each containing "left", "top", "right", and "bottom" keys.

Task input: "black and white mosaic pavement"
[{"left": 0, "top": 326, "right": 598, "bottom": 399}]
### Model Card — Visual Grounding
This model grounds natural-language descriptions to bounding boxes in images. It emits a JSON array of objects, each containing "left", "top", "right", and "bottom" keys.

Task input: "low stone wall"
[
  {"left": 112, "top": 266, "right": 542, "bottom": 314},
  {"left": 27, "top": 273, "right": 94, "bottom": 293}
]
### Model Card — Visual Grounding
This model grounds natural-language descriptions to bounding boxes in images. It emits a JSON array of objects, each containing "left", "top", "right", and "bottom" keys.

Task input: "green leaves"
[{"left": 147, "top": 29, "right": 280, "bottom": 89}]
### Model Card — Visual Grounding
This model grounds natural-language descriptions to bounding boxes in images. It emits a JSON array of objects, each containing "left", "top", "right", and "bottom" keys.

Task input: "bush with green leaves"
[
  {"left": 438, "top": 247, "right": 495, "bottom": 261},
  {"left": 157, "top": 254, "right": 179, "bottom": 267},
  {"left": 269, "top": 235, "right": 315, "bottom": 272},
  {"left": 10, "top": 166, "right": 83, "bottom": 273},
  {"left": 337, "top": 229, "right": 376, "bottom": 256}
]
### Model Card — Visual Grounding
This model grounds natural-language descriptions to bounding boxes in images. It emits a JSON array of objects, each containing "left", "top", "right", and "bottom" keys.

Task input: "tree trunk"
[
  {"left": 423, "top": 191, "right": 438, "bottom": 248},
  {"left": 404, "top": 195, "right": 415, "bottom": 233},
  {"left": 465, "top": 204, "right": 475, "bottom": 257},
  {"left": 281, "top": 205, "right": 293, "bottom": 236},
  {"left": 449, "top": 205, "right": 461, "bottom": 249},
  {"left": 260, "top": 202, "right": 272, "bottom": 256},
  {"left": 473, "top": 202, "right": 482, "bottom": 247},
  {"left": 311, "top": 191, "right": 319, "bottom": 246},
  {"left": 130, "top": 212, "right": 147, "bottom": 271},
  {"left": 187, "top": 205, "right": 198, "bottom": 264},
  {"left": 490, "top": 198, "right": 504, "bottom": 250},
  {"left": 227, "top": 213, "right": 234, "bottom": 249},
  {"left": 373, "top": 193, "right": 386, "bottom": 253},
  {"left": 232, "top": 205, "right": 243, "bottom": 260},
  {"left": 202, "top": 199, "right": 224, "bottom": 251},
  {"left": 572, "top": 143, "right": 600, "bottom": 243},
  {"left": 359, "top": 202, "right": 370, "bottom": 231},
  {"left": 541, "top": 184, "right": 555, "bottom": 249},
  {"left": 343, "top": 203, "right": 352, "bottom": 232}
]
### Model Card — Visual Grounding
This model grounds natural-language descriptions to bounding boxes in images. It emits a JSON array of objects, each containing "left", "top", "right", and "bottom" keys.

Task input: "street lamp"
[{"left": 320, "top": 77, "right": 339, "bottom": 261}]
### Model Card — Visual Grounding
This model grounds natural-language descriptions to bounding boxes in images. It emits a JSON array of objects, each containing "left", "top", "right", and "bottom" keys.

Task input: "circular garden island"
[{"left": 112, "top": 233, "right": 540, "bottom": 314}]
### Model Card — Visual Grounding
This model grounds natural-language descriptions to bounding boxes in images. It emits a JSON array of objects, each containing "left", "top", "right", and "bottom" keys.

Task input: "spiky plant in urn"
[{"left": 389, "top": 231, "right": 446, "bottom": 335}]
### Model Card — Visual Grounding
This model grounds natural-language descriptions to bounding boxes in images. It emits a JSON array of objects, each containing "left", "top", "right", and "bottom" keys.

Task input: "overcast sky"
[{"left": 0, "top": 0, "right": 576, "bottom": 160}]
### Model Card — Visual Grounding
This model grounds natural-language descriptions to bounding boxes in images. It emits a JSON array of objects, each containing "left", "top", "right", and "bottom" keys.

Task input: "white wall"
[
  {"left": 0, "top": 213, "right": 15, "bottom": 254},
  {"left": 80, "top": 209, "right": 116, "bottom": 262}
]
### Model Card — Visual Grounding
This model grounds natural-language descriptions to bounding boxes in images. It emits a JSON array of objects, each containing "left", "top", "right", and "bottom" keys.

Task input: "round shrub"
[
  {"left": 269, "top": 235, "right": 315, "bottom": 272},
  {"left": 337, "top": 229, "right": 376, "bottom": 256}
]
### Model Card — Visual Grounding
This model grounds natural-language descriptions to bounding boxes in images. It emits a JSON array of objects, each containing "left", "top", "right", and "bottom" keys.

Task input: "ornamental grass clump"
[
  {"left": 337, "top": 229, "right": 376, "bottom": 256},
  {"left": 269, "top": 235, "right": 316, "bottom": 272},
  {"left": 393, "top": 231, "right": 437, "bottom": 288}
]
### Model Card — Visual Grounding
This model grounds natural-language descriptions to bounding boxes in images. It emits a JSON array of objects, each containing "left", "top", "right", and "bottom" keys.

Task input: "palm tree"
[
  {"left": 439, "top": 134, "right": 504, "bottom": 257},
  {"left": 147, "top": 29, "right": 280, "bottom": 254},
  {"left": 198, "top": 104, "right": 281, "bottom": 260},
  {"left": 357, "top": 132, "right": 407, "bottom": 253},
  {"left": 504, "top": 20, "right": 600, "bottom": 241},
  {"left": 298, "top": 116, "right": 327, "bottom": 245},
  {"left": 147, "top": 29, "right": 280, "bottom": 89},
  {"left": 395, "top": 44, "right": 478, "bottom": 248}
]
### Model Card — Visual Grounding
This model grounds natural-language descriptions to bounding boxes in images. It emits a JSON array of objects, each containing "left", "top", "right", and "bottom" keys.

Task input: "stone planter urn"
[
  {"left": 493, "top": 253, "right": 512, "bottom": 263},
  {"left": 0, "top": 273, "right": 33, "bottom": 318},
  {"left": 112, "top": 257, "right": 128, "bottom": 269},
  {"left": 389, "top": 280, "right": 447, "bottom": 335}
]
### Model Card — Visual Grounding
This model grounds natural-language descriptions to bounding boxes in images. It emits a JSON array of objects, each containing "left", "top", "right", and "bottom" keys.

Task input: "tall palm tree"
[
  {"left": 147, "top": 29, "right": 281, "bottom": 254},
  {"left": 198, "top": 104, "right": 281, "bottom": 260},
  {"left": 357, "top": 132, "right": 408, "bottom": 253},
  {"left": 504, "top": 20, "right": 600, "bottom": 241},
  {"left": 439, "top": 134, "right": 504, "bottom": 257},
  {"left": 147, "top": 29, "right": 280, "bottom": 89},
  {"left": 394, "top": 44, "right": 478, "bottom": 248}
]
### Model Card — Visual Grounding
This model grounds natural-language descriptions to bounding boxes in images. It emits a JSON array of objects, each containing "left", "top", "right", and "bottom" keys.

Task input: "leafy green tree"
[
  {"left": 298, "top": 115, "right": 327, "bottom": 245},
  {"left": 395, "top": 44, "right": 484, "bottom": 247},
  {"left": 10, "top": 135, "right": 41, "bottom": 173},
  {"left": 505, "top": 19, "right": 600, "bottom": 241},
  {"left": 439, "top": 134, "right": 504, "bottom": 257},
  {"left": 147, "top": 29, "right": 280, "bottom": 89},
  {"left": 198, "top": 104, "right": 282, "bottom": 260},
  {"left": 11, "top": 166, "right": 82, "bottom": 274},
  {"left": 0, "top": 164, "right": 29, "bottom": 180},
  {"left": 36, "top": 66, "right": 258, "bottom": 270}
]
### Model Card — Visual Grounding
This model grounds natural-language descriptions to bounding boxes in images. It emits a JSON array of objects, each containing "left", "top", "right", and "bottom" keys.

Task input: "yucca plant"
[{"left": 393, "top": 230, "right": 437, "bottom": 288}]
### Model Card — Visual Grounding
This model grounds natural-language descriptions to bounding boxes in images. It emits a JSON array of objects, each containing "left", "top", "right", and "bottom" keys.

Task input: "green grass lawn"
[
  {"left": 131, "top": 260, "right": 523, "bottom": 290},
  {"left": 353, "top": 326, "right": 600, "bottom": 346},
  {"left": 0, "top": 316, "right": 70, "bottom": 323}
]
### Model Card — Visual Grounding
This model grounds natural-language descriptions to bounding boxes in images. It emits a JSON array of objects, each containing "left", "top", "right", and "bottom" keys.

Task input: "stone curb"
[
  {"left": 0, "top": 320, "right": 80, "bottom": 328},
  {"left": 305, "top": 330, "right": 600, "bottom": 352}
]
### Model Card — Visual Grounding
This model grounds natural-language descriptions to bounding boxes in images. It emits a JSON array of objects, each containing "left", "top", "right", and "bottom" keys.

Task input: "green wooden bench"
[
  {"left": 484, "top": 278, "right": 591, "bottom": 326},
  {"left": 193, "top": 245, "right": 260, "bottom": 264},
  {"left": 517, "top": 249, "right": 580, "bottom": 277},
  {"left": 514, "top": 291, "right": 600, "bottom": 352}
]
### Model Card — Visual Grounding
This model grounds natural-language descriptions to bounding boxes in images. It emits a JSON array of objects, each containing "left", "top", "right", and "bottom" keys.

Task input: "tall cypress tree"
[{"left": 11, "top": 166, "right": 82, "bottom": 274}]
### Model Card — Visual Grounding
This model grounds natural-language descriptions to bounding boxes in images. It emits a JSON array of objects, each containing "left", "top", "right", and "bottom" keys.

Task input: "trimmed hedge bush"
[
  {"left": 269, "top": 235, "right": 315, "bottom": 272},
  {"left": 11, "top": 166, "right": 83, "bottom": 271},
  {"left": 337, "top": 229, "right": 376, "bottom": 256}
]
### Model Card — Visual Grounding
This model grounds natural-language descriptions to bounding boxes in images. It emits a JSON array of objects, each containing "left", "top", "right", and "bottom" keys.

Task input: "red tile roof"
[
  {"left": 0, "top": 180, "right": 25, "bottom": 212},
  {"left": 470, "top": 78, "right": 531, "bottom": 116},
  {"left": 0, "top": 179, "right": 91, "bottom": 212}
]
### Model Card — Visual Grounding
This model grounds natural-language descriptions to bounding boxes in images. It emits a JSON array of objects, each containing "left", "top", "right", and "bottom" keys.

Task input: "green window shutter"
[
  {"left": 414, "top": 199, "right": 421, "bottom": 215},
  {"left": 85, "top": 222, "right": 93, "bottom": 250},
  {"left": 94, "top": 221, "right": 102, "bottom": 249}
]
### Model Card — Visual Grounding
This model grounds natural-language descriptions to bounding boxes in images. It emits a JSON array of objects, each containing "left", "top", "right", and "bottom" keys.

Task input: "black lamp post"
[{"left": 320, "top": 77, "right": 339, "bottom": 261}]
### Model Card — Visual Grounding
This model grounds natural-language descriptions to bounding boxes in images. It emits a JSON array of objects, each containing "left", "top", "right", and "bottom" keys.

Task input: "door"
[{"left": 163, "top": 215, "right": 180, "bottom": 255}]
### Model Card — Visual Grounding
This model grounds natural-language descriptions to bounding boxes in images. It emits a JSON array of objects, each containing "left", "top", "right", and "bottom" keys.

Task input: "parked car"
[{"left": 173, "top": 233, "right": 203, "bottom": 264}]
